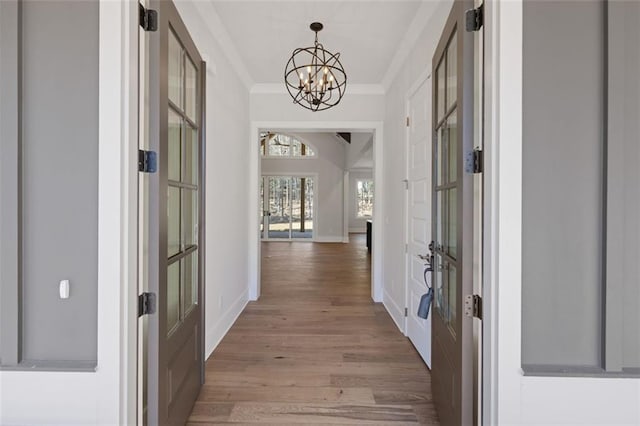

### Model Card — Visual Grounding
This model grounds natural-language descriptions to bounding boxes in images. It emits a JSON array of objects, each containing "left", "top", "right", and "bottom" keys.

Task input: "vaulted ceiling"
[{"left": 207, "top": 0, "right": 439, "bottom": 89}]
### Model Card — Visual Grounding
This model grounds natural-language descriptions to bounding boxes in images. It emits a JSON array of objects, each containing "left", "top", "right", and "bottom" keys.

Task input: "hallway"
[{"left": 187, "top": 235, "right": 439, "bottom": 424}]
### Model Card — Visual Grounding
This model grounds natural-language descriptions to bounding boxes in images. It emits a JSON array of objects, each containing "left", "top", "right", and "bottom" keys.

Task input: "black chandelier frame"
[{"left": 284, "top": 22, "right": 347, "bottom": 112}]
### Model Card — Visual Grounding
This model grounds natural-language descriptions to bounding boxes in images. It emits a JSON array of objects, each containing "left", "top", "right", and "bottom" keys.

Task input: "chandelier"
[{"left": 284, "top": 22, "right": 347, "bottom": 112}]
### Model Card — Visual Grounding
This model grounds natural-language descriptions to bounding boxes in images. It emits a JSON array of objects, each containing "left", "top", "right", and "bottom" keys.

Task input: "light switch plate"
[{"left": 59, "top": 280, "right": 70, "bottom": 299}]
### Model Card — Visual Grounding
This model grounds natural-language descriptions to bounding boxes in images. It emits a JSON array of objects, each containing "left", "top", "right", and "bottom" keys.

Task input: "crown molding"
[
  {"left": 191, "top": 0, "right": 254, "bottom": 89},
  {"left": 250, "top": 83, "right": 385, "bottom": 95},
  {"left": 381, "top": 1, "right": 441, "bottom": 91}
]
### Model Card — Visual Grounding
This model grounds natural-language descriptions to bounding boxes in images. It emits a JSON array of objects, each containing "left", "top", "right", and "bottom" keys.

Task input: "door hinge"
[
  {"left": 465, "top": 148, "right": 483, "bottom": 174},
  {"left": 139, "top": 3, "right": 158, "bottom": 32},
  {"left": 138, "top": 292, "right": 156, "bottom": 317},
  {"left": 404, "top": 307, "right": 408, "bottom": 317},
  {"left": 465, "top": 4, "right": 484, "bottom": 32},
  {"left": 138, "top": 149, "right": 157, "bottom": 173},
  {"left": 406, "top": 116, "right": 410, "bottom": 127},
  {"left": 464, "top": 294, "right": 482, "bottom": 319},
  {"left": 402, "top": 179, "right": 409, "bottom": 190}
]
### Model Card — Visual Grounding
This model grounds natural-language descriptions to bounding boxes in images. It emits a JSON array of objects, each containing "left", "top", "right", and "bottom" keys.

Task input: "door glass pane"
[
  {"left": 184, "top": 125, "right": 198, "bottom": 185},
  {"left": 305, "top": 177, "right": 314, "bottom": 235},
  {"left": 168, "top": 187, "right": 181, "bottom": 257},
  {"left": 185, "top": 56, "right": 197, "bottom": 121},
  {"left": 291, "top": 139, "right": 302, "bottom": 156},
  {"left": 448, "top": 110, "right": 457, "bottom": 183},
  {"left": 448, "top": 264, "right": 457, "bottom": 336},
  {"left": 183, "top": 188, "right": 198, "bottom": 248},
  {"left": 437, "top": 58, "right": 445, "bottom": 122},
  {"left": 182, "top": 251, "right": 198, "bottom": 316},
  {"left": 447, "top": 188, "right": 457, "bottom": 258},
  {"left": 446, "top": 33, "right": 457, "bottom": 111},
  {"left": 436, "top": 190, "right": 443, "bottom": 248},
  {"left": 168, "top": 110, "right": 181, "bottom": 182},
  {"left": 268, "top": 176, "right": 290, "bottom": 239},
  {"left": 168, "top": 30, "right": 183, "bottom": 108},
  {"left": 436, "top": 125, "right": 445, "bottom": 186},
  {"left": 167, "top": 261, "right": 180, "bottom": 333},
  {"left": 435, "top": 254, "right": 444, "bottom": 313}
]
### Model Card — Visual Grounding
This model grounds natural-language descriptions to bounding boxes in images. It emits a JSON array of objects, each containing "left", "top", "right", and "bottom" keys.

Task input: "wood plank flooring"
[{"left": 188, "top": 235, "right": 440, "bottom": 425}]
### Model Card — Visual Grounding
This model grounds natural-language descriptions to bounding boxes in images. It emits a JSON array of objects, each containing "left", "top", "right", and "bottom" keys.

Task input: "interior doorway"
[{"left": 248, "top": 122, "right": 384, "bottom": 302}]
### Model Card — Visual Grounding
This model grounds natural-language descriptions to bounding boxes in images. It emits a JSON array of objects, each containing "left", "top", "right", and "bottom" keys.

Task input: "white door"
[{"left": 405, "top": 76, "right": 432, "bottom": 367}]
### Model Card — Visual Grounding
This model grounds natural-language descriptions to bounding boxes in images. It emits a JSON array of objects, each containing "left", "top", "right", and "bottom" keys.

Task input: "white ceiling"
[{"left": 209, "top": 0, "right": 430, "bottom": 86}]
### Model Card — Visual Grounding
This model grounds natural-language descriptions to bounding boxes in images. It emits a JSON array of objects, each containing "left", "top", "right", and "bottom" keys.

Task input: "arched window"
[{"left": 260, "top": 132, "right": 316, "bottom": 157}]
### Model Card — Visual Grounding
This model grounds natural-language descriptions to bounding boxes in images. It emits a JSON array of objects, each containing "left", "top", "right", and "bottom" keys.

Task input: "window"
[
  {"left": 356, "top": 180, "right": 374, "bottom": 218},
  {"left": 260, "top": 132, "right": 316, "bottom": 157}
]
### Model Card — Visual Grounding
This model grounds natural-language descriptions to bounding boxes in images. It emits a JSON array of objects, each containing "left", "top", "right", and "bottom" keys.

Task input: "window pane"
[
  {"left": 447, "top": 264, "right": 457, "bottom": 336},
  {"left": 291, "top": 140, "right": 302, "bottom": 156},
  {"left": 168, "top": 110, "right": 181, "bottom": 182},
  {"left": 185, "top": 56, "right": 197, "bottom": 121},
  {"left": 357, "top": 180, "right": 374, "bottom": 218},
  {"left": 306, "top": 145, "right": 315, "bottom": 156},
  {"left": 182, "top": 251, "right": 198, "bottom": 316},
  {"left": 446, "top": 33, "right": 457, "bottom": 111},
  {"left": 168, "top": 187, "right": 180, "bottom": 257},
  {"left": 435, "top": 255, "right": 444, "bottom": 317},
  {"left": 436, "top": 58, "right": 445, "bottom": 122},
  {"left": 183, "top": 188, "right": 198, "bottom": 248},
  {"left": 168, "top": 30, "right": 182, "bottom": 109},
  {"left": 447, "top": 188, "right": 457, "bottom": 258},
  {"left": 436, "top": 125, "right": 445, "bottom": 186},
  {"left": 448, "top": 110, "right": 457, "bottom": 183},
  {"left": 184, "top": 125, "right": 198, "bottom": 185},
  {"left": 167, "top": 261, "right": 180, "bottom": 333}
]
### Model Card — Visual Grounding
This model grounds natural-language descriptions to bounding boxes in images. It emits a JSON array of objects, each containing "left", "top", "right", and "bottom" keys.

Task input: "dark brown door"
[
  {"left": 146, "top": 0, "right": 206, "bottom": 424},
  {"left": 430, "top": 1, "right": 475, "bottom": 425}
]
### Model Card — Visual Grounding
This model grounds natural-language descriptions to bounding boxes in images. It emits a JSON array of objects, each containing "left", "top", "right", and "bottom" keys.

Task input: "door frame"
[
  {"left": 249, "top": 121, "right": 384, "bottom": 302},
  {"left": 261, "top": 172, "right": 319, "bottom": 242}
]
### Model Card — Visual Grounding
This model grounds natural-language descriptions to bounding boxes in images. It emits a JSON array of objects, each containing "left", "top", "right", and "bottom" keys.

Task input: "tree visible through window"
[
  {"left": 260, "top": 132, "right": 316, "bottom": 157},
  {"left": 356, "top": 180, "right": 374, "bottom": 218}
]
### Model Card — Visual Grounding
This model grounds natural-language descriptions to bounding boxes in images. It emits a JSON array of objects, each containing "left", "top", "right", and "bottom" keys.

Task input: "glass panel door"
[{"left": 264, "top": 176, "right": 313, "bottom": 240}]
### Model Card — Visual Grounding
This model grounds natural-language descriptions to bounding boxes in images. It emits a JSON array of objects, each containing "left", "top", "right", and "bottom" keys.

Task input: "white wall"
[
  {"left": 175, "top": 0, "right": 252, "bottom": 359},
  {"left": 487, "top": 1, "right": 640, "bottom": 424},
  {"left": 380, "top": 0, "right": 452, "bottom": 331},
  {"left": 348, "top": 170, "right": 373, "bottom": 233},
  {"left": 261, "top": 133, "right": 346, "bottom": 242}
]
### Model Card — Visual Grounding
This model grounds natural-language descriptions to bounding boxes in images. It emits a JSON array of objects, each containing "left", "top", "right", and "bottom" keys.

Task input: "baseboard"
[
  {"left": 349, "top": 227, "right": 366, "bottom": 234},
  {"left": 205, "top": 288, "right": 249, "bottom": 360},
  {"left": 383, "top": 288, "right": 406, "bottom": 335},
  {"left": 314, "top": 236, "right": 346, "bottom": 243}
]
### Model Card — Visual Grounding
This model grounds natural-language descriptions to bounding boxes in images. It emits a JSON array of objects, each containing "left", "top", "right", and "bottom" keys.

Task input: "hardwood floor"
[{"left": 188, "top": 234, "right": 439, "bottom": 425}]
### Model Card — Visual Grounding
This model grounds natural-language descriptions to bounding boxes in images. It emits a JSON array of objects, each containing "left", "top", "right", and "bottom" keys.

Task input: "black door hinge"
[
  {"left": 465, "top": 148, "right": 483, "bottom": 174},
  {"left": 472, "top": 148, "right": 483, "bottom": 173},
  {"left": 139, "top": 3, "right": 158, "bottom": 32},
  {"left": 464, "top": 294, "right": 482, "bottom": 319},
  {"left": 465, "top": 4, "right": 484, "bottom": 32},
  {"left": 404, "top": 307, "right": 408, "bottom": 317},
  {"left": 138, "top": 292, "right": 156, "bottom": 317},
  {"left": 138, "top": 149, "right": 157, "bottom": 173}
]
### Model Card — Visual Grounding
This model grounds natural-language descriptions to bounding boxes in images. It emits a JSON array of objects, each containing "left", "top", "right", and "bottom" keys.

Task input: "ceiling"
[{"left": 209, "top": 0, "right": 429, "bottom": 86}]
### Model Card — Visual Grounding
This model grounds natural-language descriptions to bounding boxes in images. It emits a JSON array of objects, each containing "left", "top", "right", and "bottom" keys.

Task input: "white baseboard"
[
  {"left": 205, "top": 288, "right": 248, "bottom": 360},
  {"left": 383, "top": 288, "right": 406, "bottom": 335},
  {"left": 314, "top": 236, "right": 346, "bottom": 243},
  {"left": 349, "top": 227, "right": 366, "bottom": 234}
]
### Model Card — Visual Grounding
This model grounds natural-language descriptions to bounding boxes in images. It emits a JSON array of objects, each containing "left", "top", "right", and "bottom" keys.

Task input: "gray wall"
[
  {"left": 522, "top": 0, "right": 640, "bottom": 372},
  {"left": 1, "top": 0, "right": 99, "bottom": 366},
  {"left": 522, "top": 0, "right": 605, "bottom": 368}
]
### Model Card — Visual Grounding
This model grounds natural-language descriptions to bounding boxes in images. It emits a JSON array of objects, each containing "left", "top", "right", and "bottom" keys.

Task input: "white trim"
[
  {"left": 383, "top": 289, "right": 406, "bottom": 334},
  {"left": 249, "top": 121, "right": 384, "bottom": 303},
  {"left": 97, "top": 0, "right": 137, "bottom": 423},
  {"left": 343, "top": 171, "right": 350, "bottom": 242},
  {"left": 190, "top": 0, "right": 253, "bottom": 89},
  {"left": 205, "top": 289, "right": 249, "bottom": 359},
  {"left": 251, "top": 83, "right": 385, "bottom": 95},
  {"left": 314, "top": 237, "right": 347, "bottom": 243}
]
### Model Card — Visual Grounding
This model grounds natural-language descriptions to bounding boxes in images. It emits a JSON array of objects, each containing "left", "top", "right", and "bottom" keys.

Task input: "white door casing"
[{"left": 405, "top": 74, "right": 432, "bottom": 367}]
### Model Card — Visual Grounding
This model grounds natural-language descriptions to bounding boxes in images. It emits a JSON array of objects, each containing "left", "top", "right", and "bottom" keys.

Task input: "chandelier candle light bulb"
[{"left": 284, "top": 22, "right": 347, "bottom": 111}]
